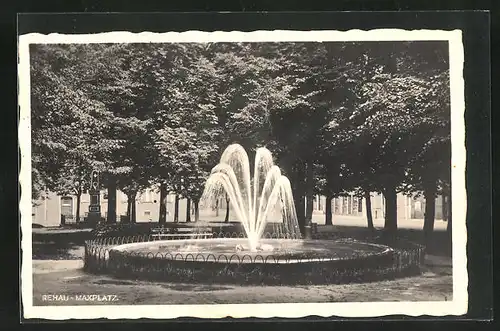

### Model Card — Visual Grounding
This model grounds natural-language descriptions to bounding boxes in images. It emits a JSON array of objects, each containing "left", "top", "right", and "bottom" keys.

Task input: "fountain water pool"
[
  {"left": 112, "top": 237, "right": 393, "bottom": 263},
  {"left": 201, "top": 144, "right": 301, "bottom": 251}
]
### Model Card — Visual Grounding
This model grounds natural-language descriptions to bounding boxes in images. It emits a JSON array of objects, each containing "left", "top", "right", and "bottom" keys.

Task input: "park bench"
[{"left": 150, "top": 227, "right": 213, "bottom": 240}]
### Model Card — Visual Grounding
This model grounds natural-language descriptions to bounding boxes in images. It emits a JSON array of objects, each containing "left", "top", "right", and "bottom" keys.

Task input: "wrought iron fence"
[{"left": 83, "top": 232, "right": 425, "bottom": 285}]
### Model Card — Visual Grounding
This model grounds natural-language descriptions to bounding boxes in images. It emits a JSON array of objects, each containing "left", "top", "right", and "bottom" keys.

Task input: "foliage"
[{"left": 30, "top": 41, "right": 451, "bottom": 232}]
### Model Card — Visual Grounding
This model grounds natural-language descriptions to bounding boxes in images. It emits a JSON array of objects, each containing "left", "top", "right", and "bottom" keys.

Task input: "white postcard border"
[{"left": 19, "top": 29, "right": 467, "bottom": 320}]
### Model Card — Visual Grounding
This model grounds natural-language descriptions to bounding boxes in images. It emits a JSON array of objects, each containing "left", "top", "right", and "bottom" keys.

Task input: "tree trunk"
[
  {"left": 423, "top": 184, "right": 437, "bottom": 244},
  {"left": 215, "top": 198, "right": 219, "bottom": 217},
  {"left": 185, "top": 198, "right": 191, "bottom": 222},
  {"left": 224, "top": 194, "right": 230, "bottom": 223},
  {"left": 291, "top": 162, "right": 306, "bottom": 235},
  {"left": 305, "top": 161, "right": 314, "bottom": 228},
  {"left": 125, "top": 195, "right": 132, "bottom": 223},
  {"left": 158, "top": 183, "right": 167, "bottom": 224},
  {"left": 364, "top": 190, "right": 374, "bottom": 231},
  {"left": 383, "top": 184, "right": 398, "bottom": 237},
  {"left": 75, "top": 192, "right": 81, "bottom": 223},
  {"left": 325, "top": 195, "right": 333, "bottom": 225},
  {"left": 131, "top": 192, "right": 137, "bottom": 223},
  {"left": 174, "top": 194, "right": 180, "bottom": 223},
  {"left": 106, "top": 178, "right": 117, "bottom": 224},
  {"left": 193, "top": 199, "right": 200, "bottom": 222}
]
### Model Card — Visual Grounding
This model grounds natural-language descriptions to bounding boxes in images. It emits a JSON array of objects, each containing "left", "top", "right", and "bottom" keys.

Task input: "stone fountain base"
[{"left": 84, "top": 237, "right": 425, "bottom": 285}]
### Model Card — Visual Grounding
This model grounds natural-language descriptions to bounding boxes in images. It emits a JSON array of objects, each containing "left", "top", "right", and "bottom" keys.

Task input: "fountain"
[
  {"left": 201, "top": 144, "right": 301, "bottom": 252},
  {"left": 85, "top": 144, "right": 425, "bottom": 285}
]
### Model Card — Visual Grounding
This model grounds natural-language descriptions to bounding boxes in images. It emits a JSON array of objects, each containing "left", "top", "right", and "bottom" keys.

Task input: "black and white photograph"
[{"left": 19, "top": 28, "right": 467, "bottom": 319}]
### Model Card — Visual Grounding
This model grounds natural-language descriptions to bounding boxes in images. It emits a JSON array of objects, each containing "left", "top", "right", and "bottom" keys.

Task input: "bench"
[
  {"left": 150, "top": 227, "right": 213, "bottom": 240},
  {"left": 150, "top": 233, "right": 213, "bottom": 239}
]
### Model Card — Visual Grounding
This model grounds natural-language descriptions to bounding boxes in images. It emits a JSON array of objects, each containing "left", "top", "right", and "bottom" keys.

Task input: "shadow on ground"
[
  {"left": 32, "top": 242, "right": 84, "bottom": 260},
  {"left": 31, "top": 224, "right": 452, "bottom": 261},
  {"left": 31, "top": 255, "right": 452, "bottom": 305},
  {"left": 31, "top": 227, "right": 91, "bottom": 260},
  {"left": 317, "top": 225, "right": 452, "bottom": 257}
]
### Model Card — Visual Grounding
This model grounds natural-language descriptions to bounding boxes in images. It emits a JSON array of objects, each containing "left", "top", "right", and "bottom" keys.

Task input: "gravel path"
[{"left": 31, "top": 256, "right": 452, "bottom": 306}]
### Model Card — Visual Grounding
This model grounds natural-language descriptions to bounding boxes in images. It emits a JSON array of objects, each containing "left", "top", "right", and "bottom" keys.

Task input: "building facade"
[
  {"left": 32, "top": 189, "right": 446, "bottom": 227},
  {"left": 312, "top": 193, "right": 445, "bottom": 220}
]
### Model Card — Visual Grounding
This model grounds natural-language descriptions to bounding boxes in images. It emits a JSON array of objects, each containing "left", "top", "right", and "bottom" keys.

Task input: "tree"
[
  {"left": 185, "top": 198, "right": 192, "bottom": 222},
  {"left": 30, "top": 40, "right": 450, "bottom": 239},
  {"left": 76, "top": 44, "right": 158, "bottom": 224},
  {"left": 326, "top": 41, "right": 450, "bottom": 237},
  {"left": 364, "top": 190, "right": 375, "bottom": 230},
  {"left": 52, "top": 163, "right": 92, "bottom": 223},
  {"left": 314, "top": 161, "right": 354, "bottom": 226},
  {"left": 30, "top": 44, "right": 116, "bottom": 223},
  {"left": 226, "top": 42, "right": 331, "bottom": 234},
  {"left": 401, "top": 72, "right": 451, "bottom": 242}
]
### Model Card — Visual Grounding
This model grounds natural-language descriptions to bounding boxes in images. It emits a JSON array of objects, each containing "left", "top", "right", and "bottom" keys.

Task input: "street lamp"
[{"left": 90, "top": 170, "right": 99, "bottom": 191}]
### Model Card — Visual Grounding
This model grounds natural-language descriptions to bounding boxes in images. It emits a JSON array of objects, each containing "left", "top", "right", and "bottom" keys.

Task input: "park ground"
[{"left": 29, "top": 216, "right": 452, "bottom": 305}]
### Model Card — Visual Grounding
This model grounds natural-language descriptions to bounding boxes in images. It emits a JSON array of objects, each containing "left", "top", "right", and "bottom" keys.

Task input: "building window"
[
  {"left": 358, "top": 199, "right": 363, "bottom": 212},
  {"left": 61, "top": 196, "right": 73, "bottom": 216}
]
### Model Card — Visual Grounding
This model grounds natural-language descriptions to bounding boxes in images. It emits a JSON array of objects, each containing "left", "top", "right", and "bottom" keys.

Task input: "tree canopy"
[{"left": 30, "top": 41, "right": 450, "bottom": 234}]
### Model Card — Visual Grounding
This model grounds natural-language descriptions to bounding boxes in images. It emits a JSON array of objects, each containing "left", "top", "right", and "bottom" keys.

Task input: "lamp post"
[{"left": 182, "top": 178, "right": 192, "bottom": 223}]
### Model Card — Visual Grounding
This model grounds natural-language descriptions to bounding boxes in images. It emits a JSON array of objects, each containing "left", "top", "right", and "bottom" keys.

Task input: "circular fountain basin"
[
  {"left": 86, "top": 237, "right": 425, "bottom": 285},
  {"left": 111, "top": 238, "right": 393, "bottom": 263}
]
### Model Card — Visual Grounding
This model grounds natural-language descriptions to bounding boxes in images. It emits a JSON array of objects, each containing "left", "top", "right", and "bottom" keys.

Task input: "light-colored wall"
[
  {"left": 315, "top": 192, "right": 444, "bottom": 221},
  {"left": 32, "top": 192, "right": 60, "bottom": 227},
  {"left": 32, "top": 189, "right": 444, "bottom": 227},
  {"left": 32, "top": 190, "right": 188, "bottom": 226}
]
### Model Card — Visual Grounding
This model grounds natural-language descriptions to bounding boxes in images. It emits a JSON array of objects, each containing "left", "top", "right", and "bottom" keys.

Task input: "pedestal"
[{"left": 88, "top": 189, "right": 101, "bottom": 227}]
